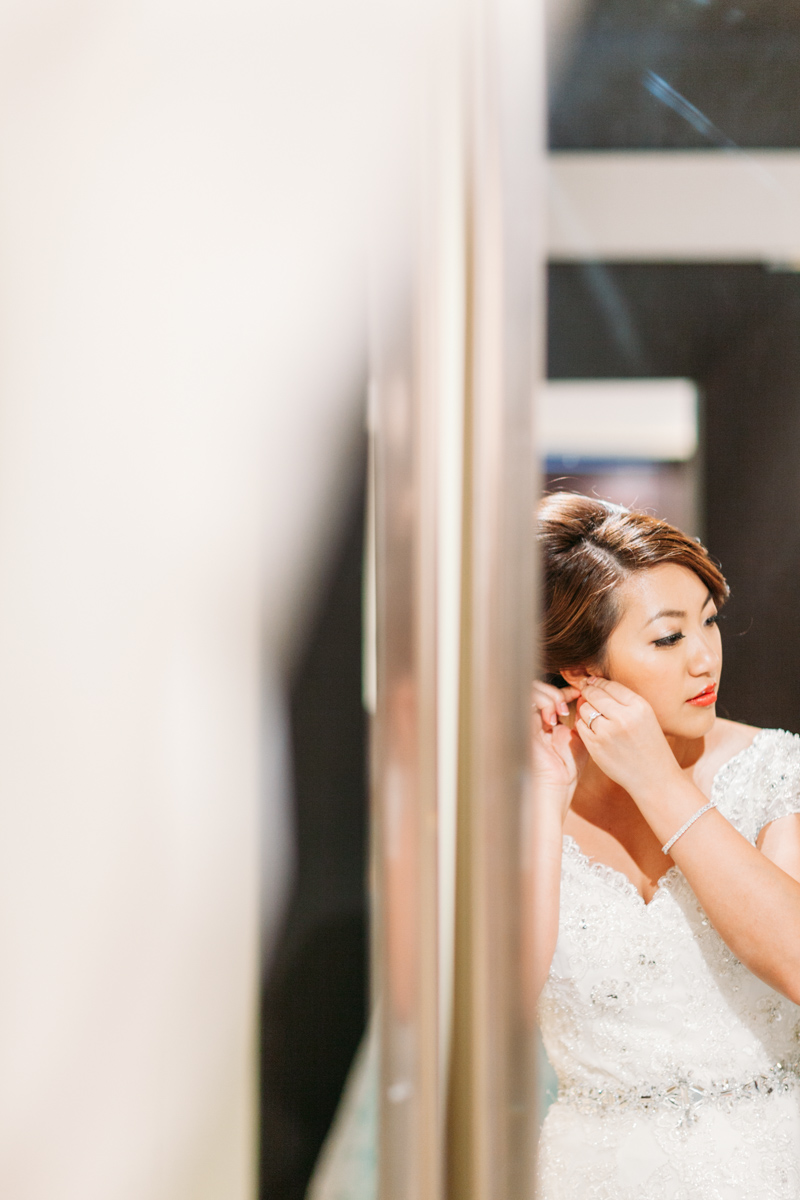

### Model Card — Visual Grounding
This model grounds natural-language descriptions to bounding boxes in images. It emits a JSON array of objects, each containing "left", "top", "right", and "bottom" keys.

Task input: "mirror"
[
  {"left": 263, "top": 4, "right": 800, "bottom": 1200},
  {"left": 536, "top": 1, "right": 800, "bottom": 1192}
]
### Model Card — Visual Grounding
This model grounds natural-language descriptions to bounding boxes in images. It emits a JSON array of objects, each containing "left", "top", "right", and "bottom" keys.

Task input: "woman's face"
[{"left": 600, "top": 563, "right": 722, "bottom": 739}]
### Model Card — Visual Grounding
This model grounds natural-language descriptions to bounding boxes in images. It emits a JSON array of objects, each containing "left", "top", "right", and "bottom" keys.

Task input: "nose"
[{"left": 688, "top": 628, "right": 720, "bottom": 678}]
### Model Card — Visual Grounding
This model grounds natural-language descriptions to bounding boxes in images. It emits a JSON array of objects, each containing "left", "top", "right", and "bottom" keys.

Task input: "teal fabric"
[
  {"left": 305, "top": 1011, "right": 557, "bottom": 1199},
  {"left": 306, "top": 1016, "right": 378, "bottom": 1200}
]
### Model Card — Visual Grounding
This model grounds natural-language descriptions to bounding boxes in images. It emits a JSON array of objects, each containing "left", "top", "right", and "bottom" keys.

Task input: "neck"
[
  {"left": 573, "top": 758, "right": 629, "bottom": 814},
  {"left": 574, "top": 731, "right": 705, "bottom": 818},
  {"left": 665, "top": 732, "right": 705, "bottom": 771}
]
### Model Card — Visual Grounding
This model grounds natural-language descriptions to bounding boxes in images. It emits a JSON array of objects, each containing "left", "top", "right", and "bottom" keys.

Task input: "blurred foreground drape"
[{"left": 0, "top": 3, "right": 425, "bottom": 1197}]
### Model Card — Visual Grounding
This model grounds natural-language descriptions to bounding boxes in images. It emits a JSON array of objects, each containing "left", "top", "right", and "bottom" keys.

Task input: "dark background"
[
  {"left": 548, "top": 262, "right": 800, "bottom": 732},
  {"left": 260, "top": 4, "right": 800, "bottom": 1197},
  {"left": 259, "top": 468, "right": 369, "bottom": 1200},
  {"left": 548, "top": 0, "right": 800, "bottom": 733}
]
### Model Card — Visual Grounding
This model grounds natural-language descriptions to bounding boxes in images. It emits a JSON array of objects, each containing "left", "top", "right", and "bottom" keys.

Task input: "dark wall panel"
[
  {"left": 548, "top": 261, "right": 800, "bottom": 732},
  {"left": 260, "top": 463, "right": 368, "bottom": 1200}
]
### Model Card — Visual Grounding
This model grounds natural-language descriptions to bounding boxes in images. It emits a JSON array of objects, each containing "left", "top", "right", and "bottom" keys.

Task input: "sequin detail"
[
  {"left": 537, "top": 728, "right": 800, "bottom": 1200},
  {"left": 560, "top": 1059, "right": 800, "bottom": 1124}
]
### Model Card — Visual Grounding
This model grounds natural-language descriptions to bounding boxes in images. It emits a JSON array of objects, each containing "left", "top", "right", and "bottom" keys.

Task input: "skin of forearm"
[
  {"left": 525, "top": 784, "right": 571, "bottom": 1006},
  {"left": 637, "top": 776, "right": 800, "bottom": 1003}
]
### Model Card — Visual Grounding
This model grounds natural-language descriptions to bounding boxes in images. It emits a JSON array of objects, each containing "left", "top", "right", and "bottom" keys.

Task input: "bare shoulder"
[
  {"left": 693, "top": 718, "right": 761, "bottom": 792},
  {"left": 711, "top": 717, "right": 761, "bottom": 760}
]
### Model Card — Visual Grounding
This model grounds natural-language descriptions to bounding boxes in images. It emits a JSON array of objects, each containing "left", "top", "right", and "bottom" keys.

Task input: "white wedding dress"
[{"left": 537, "top": 728, "right": 800, "bottom": 1200}]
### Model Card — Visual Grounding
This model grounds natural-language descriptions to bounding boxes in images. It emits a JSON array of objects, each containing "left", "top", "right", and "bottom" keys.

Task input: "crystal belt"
[{"left": 559, "top": 1060, "right": 800, "bottom": 1124}]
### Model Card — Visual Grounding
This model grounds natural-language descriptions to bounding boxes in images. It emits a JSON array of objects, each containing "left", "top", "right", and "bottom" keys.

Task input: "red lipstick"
[{"left": 687, "top": 684, "right": 717, "bottom": 707}]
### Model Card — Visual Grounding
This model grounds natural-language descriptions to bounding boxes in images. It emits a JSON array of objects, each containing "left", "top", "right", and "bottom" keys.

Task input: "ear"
[{"left": 560, "top": 666, "right": 594, "bottom": 691}]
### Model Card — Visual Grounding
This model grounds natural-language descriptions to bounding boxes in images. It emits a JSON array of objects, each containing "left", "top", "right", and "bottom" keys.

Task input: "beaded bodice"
[{"left": 538, "top": 729, "right": 800, "bottom": 1099}]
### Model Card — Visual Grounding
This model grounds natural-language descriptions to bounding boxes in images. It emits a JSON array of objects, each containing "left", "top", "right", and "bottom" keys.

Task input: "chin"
[
  {"left": 660, "top": 707, "right": 716, "bottom": 739},
  {"left": 681, "top": 706, "right": 716, "bottom": 735}
]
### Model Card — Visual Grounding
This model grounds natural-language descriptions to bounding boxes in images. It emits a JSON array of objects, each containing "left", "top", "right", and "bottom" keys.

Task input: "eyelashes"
[
  {"left": 653, "top": 612, "right": 721, "bottom": 649},
  {"left": 653, "top": 631, "right": 684, "bottom": 647}
]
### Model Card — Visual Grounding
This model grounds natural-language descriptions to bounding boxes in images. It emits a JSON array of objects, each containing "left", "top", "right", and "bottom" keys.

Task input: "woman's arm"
[
  {"left": 522, "top": 682, "right": 584, "bottom": 1012},
  {"left": 663, "top": 801, "right": 800, "bottom": 1002},
  {"left": 577, "top": 677, "right": 800, "bottom": 1004},
  {"left": 523, "top": 785, "right": 568, "bottom": 1010}
]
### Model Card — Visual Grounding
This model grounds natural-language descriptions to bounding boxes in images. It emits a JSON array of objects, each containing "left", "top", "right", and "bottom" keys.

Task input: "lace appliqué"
[
  {"left": 714, "top": 728, "right": 800, "bottom": 842},
  {"left": 537, "top": 729, "right": 800, "bottom": 1200}
]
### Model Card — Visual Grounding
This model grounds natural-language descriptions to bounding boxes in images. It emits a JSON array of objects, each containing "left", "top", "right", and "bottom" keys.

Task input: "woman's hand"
[
  {"left": 575, "top": 676, "right": 682, "bottom": 801},
  {"left": 531, "top": 681, "right": 587, "bottom": 821}
]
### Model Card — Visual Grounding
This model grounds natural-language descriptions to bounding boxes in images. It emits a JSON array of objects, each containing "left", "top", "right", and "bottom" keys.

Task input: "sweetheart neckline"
[
  {"left": 561, "top": 728, "right": 770, "bottom": 908},
  {"left": 562, "top": 834, "right": 680, "bottom": 908}
]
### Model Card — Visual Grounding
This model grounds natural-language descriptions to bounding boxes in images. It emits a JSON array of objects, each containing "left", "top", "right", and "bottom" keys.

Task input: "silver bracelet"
[{"left": 662, "top": 800, "right": 717, "bottom": 856}]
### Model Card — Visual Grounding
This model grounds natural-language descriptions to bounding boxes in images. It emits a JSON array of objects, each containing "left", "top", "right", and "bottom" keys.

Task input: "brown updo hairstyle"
[{"left": 538, "top": 492, "right": 729, "bottom": 680}]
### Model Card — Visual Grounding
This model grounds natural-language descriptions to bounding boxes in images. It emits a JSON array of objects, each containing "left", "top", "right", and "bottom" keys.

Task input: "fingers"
[
  {"left": 532, "top": 681, "right": 573, "bottom": 709},
  {"left": 531, "top": 705, "right": 547, "bottom": 736},
  {"left": 532, "top": 685, "right": 562, "bottom": 728},
  {"left": 533, "top": 701, "right": 559, "bottom": 730},
  {"left": 581, "top": 676, "right": 632, "bottom": 705},
  {"left": 574, "top": 715, "right": 599, "bottom": 745},
  {"left": 576, "top": 690, "right": 611, "bottom": 721},
  {"left": 532, "top": 680, "right": 578, "bottom": 729},
  {"left": 575, "top": 699, "right": 608, "bottom": 737}
]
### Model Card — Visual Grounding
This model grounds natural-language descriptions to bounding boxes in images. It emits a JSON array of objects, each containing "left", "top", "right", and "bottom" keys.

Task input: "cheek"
[
  {"left": 606, "top": 654, "right": 685, "bottom": 714},
  {"left": 606, "top": 649, "right": 670, "bottom": 694}
]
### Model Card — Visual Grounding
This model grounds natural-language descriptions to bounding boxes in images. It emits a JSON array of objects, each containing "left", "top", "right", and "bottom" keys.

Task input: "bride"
[{"left": 533, "top": 492, "right": 800, "bottom": 1199}]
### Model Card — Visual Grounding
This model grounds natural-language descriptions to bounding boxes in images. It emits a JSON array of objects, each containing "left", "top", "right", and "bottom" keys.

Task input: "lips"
[{"left": 687, "top": 684, "right": 717, "bottom": 707}]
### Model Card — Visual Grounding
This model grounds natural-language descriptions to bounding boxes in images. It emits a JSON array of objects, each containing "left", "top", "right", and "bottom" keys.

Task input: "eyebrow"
[{"left": 645, "top": 590, "right": 714, "bottom": 626}]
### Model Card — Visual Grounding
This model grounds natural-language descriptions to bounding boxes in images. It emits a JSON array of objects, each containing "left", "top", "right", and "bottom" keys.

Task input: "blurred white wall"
[
  {"left": 540, "top": 379, "right": 698, "bottom": 460},
  {"left": 548, "top": 150, "right": 800, "bottom": 261},
  {"left": 0, "top": 1, "right": 438, "bottom": 1197}
]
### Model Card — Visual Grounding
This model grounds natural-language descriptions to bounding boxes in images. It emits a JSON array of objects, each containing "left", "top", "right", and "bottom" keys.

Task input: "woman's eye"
[
  {"left": 653, "top": 632, "right": 684, "bottom": 647},
  {"left": 653, "top": 613, "right": 721, "bottom": 647}
]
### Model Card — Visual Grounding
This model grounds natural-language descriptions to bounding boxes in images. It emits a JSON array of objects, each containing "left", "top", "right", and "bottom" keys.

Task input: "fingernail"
[{"left": 558, "top": 702, "right": 569, "bottom": 716}]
